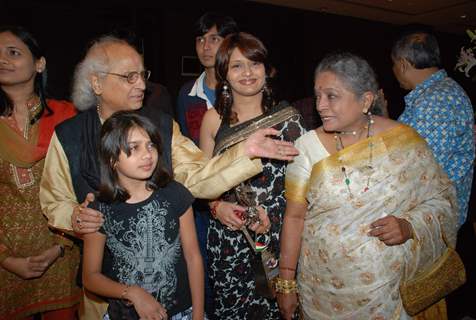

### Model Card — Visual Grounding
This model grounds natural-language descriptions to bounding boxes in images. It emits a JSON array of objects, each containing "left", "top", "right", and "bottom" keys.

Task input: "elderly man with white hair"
[{"left": 39, "top": 35, "right": 298, "bottom": 319}]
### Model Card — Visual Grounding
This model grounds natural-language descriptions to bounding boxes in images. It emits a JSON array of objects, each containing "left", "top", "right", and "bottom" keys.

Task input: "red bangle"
[
  {"left": 210, "top": 201, "right": 220, "bottom": 219},
  {"left": 279, "top": 266, "right": 296, "bottom": 272}
]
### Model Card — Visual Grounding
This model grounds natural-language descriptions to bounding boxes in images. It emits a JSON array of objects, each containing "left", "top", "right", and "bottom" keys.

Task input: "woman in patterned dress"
[
  {"left": 0, "top": 26, "right": 80, "bottom": 319},
  {"left": 199, "top": 32, "right": 305, "bottom": 319}
]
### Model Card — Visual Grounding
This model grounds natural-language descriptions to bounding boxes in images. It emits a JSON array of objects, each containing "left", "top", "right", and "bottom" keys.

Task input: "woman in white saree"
[{"left": 277, "top": 52, "right": 458, "bottom": 320}]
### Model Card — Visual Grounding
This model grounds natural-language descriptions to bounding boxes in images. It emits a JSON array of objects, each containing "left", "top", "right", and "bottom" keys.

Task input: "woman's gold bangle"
[{"left": 274, "top": 277, "right": 298, "bottom": 294}]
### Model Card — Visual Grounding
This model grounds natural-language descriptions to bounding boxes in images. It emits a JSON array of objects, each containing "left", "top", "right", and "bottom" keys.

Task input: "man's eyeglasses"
[{"left": 99, "top": 70, "right": 151, "bottom": 84}]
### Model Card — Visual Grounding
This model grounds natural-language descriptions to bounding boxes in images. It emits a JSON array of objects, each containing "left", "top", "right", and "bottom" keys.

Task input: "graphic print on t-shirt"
[{"left": 100, "top": 199, "right": 180, "bottom": 309}]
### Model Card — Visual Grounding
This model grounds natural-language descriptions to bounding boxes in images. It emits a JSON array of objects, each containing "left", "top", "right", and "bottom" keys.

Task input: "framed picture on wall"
[{"left": 181, "top": 56, "right": 201, "bottom": 76}]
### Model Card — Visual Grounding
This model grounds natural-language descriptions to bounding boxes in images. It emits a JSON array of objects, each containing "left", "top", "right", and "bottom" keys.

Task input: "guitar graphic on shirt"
[
  {"left": 130, "top": 201, "right": 181, "bottom": 305},
  {"left": 136, "top": 210, "right": 156, "bottom": 293}
]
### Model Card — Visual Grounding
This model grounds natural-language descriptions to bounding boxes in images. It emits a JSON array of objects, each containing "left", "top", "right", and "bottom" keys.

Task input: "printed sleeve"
[
  {"left": 412, "top": 95, "right": 453, "bottom": 166},
  {"left": 285, "top": 134, "right": 313, "bottom": 204}
]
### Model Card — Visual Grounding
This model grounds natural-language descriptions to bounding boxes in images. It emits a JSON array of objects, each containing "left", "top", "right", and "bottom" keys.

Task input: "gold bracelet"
[{"left": 274, "top": 277, "right": 298, "bottom": 294}]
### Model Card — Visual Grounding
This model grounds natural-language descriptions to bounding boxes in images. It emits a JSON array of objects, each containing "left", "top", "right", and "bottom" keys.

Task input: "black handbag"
[{"left": 251, "top": 247, "right": 279, "bottom": 299}]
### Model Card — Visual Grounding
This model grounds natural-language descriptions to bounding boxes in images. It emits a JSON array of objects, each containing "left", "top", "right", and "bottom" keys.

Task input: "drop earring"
[
  {"left": 262, "top": 82, "right": 271, "bottom": 94},
  {"left": 222, "top": 82, "right": 231, "bottom": 99}
]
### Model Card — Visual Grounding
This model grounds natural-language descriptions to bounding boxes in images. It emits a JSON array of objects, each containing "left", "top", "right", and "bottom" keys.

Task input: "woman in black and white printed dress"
[{"left": 199, "top": 32, "right": 305, "bottom": 320}]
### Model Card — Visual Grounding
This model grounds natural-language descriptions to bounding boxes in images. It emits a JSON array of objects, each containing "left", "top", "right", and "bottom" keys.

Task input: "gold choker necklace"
[{"left": 336, "top": 129, "right": 359, "bottom": 136}]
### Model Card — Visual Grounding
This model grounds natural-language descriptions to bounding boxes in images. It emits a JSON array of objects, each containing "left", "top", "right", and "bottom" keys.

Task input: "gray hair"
[
  {"left": 71, "top": 35, "right": 129, "bottom": 110},
  {"left": 391, "top": 32, "right": 441, "bottom": 69},
  {"left": 314, "top": 52, "right": 384, "bottom": 113}
]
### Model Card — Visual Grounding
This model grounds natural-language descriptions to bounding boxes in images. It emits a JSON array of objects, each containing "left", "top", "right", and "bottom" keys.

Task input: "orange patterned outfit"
[{"left": 0, "top": 100, "right": 80, "bottom": 320}]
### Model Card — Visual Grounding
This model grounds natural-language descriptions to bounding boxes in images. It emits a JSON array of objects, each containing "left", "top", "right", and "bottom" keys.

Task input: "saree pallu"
[
  {"left": 285, "top": 125, "right": 458, "bottom": 320},
  {"left": 207, "top": 103, "right": 305, "bottom": 319}
]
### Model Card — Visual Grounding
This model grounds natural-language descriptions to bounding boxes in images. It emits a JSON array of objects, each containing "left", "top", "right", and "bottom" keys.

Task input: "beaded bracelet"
[{"left": 274, "top": 277, "right": 298, "bottom": 294}]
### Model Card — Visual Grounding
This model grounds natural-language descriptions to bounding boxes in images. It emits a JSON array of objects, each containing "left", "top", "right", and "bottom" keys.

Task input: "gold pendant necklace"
[{"left": 334, "top": 114, "right": 374, "bottom": 198}]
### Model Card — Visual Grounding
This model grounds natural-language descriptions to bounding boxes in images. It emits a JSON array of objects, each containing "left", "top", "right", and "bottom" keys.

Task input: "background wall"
[{"left": 1, "top": 0, "right": 474, "bottom": 120}]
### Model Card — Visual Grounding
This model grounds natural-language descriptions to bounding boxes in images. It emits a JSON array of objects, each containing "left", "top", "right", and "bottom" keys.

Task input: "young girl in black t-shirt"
[{"left": 82, "top": 111, "right": 204, "bottom": 320}]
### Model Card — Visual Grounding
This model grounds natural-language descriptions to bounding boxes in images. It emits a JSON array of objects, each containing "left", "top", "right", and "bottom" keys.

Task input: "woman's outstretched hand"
[{"left": 244, "top": 128, "right": 299, "bottom": 161}]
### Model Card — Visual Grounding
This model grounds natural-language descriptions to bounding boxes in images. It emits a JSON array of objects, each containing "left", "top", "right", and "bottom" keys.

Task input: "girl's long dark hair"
[
  {"left": 0, "top": 26, "right": 52, "bottom": 124},
  {"left": 214, "top": 32, "right": 275, "bottom": 125},
  {"left": 98, "top": 111, "right": 171, "bottom": 203}
]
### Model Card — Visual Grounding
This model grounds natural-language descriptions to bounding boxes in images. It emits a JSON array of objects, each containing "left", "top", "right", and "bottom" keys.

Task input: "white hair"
[{"left": 71, "top": 35, "right": 129, "bottom": 110}]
